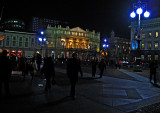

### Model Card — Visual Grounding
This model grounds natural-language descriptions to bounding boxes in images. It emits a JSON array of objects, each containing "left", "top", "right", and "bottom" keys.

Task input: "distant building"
[
  {"left": 0, "top": 19, "right": 26, "bottom": 31},
  {"left": 45, "top": 25, "right": 100, "bottom": 60},
  {"left": 30, "top": 17, "right": 68, "bottom": 33},
  {"left": 108, "top": 31, "right": 131, "bottom": 62},
  {"left": 0, "top": 30, "right": 39, "bottom": 57},
  {"left": 129, "top": 17, "right": 160, "bottom": 63}
]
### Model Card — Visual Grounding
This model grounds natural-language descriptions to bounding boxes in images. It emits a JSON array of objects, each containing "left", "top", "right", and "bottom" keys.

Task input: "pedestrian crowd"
[{"left": 0, "top": 49, "right": 158, "bottom": 100}]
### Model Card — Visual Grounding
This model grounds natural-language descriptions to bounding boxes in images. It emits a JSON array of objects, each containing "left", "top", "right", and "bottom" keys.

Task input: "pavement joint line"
[{"left": 119, "top": 69, "right": 149, "bottom": 82}]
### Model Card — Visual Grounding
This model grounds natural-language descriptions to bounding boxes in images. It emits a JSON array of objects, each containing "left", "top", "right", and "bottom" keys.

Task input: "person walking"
[
  {"left": 98, "top": 59, "right": 106, "bottom": 78},
  {"left": 19, "top": 56, "right": 27, "bottom": 80},
  {"left": 92, "top": 59, "right": 98, "bottom": 78},
  {"left": 67, "top": 53, "right": 82, "bottom": 100},
  {"left": 41, "top": 57, "right": 55, "bottom": 92},
  {"left": 118, "top": 60, "right": 121, "bottom": 69},
  {"left": 0, "top": 50, "right": 12, "bottom": 98},
  {"left": 36, "top": 54, "right": 42, "bottom": 71},
  {"left": 149, "top": 60, "right": 158, "bottom": 84}
]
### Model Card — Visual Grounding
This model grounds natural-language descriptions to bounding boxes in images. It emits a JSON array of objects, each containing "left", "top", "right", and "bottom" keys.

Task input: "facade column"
[
  {"left": 73, "top": 38, "right": 76, "bottom": 48},
  {"left": 66, "top": 38, "right": 69, "bottom": 49}
]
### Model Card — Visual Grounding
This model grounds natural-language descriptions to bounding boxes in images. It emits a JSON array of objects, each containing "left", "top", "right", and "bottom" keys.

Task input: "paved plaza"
[{"left": 1, "top": 66, "right": 160, "bottom": 113}]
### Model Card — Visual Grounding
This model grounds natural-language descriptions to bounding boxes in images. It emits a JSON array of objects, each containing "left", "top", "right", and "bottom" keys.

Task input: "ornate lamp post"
[
  {"left": 130, "top": 0, "right": 150, "bottom": 71},
  {"left": 102, "top": 38, "right": 109, "bottom": 60},
  {"left": 38, "top": 31, "right": 47, "bottom": 58}
]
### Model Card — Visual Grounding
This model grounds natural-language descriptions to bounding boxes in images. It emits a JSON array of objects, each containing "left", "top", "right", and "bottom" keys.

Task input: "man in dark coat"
[
  {"left": 99, "top": 59, "right": 106, "bottom": 78},
  {"left": 36, "top": 54, "right": 42, "bottom": 71},
  {"left": 149, "top": 60, "right": 158, "bottom": 84},
  {"left": 41, "top": 57, "right": 55, "bottom": 92},
  {"left": 0, "top": 50, "right": 12, "bottom": 98},
  {"left": 67, "top": 53, "right": 82, "bottom": 100},
  {"left": 92, "top": 59, "right": 98, "bottom": 78}
]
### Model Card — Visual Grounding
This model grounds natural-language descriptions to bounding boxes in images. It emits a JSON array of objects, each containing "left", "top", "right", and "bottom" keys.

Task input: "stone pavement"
[{"left": 1, "top": 67, "right": 160, "bottom": 113}]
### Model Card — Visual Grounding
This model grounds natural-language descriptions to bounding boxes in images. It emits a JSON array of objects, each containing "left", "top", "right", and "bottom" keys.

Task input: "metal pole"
[{"left": 138, "top": 14, "right": 141, "bottom": 29}]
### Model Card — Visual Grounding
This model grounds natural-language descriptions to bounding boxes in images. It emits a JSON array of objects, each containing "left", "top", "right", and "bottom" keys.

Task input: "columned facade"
[
  {"left": 45, "top": 25, "right": 100, "bottom": 60},
  {"left": 0, "top": 30, "right": 38, "bottom": 57}
]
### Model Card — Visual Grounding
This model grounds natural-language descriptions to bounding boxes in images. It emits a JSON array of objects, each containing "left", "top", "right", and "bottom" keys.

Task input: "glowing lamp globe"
[
  {"left": 130, "top": 11, "right": 136, "bottom": 18},
  {"left": 106, "top": 44, "right": 109, "bottom": 48},
  {"left": 103, "top": 44, "right": 106, "bottom": 48},
  {"left": 144, "top": 11, "right": 150, "bottom": 18},
  {"left": 40, "top": 31, "right": 44, "bottom": 35},
  {"left": 38, "top": 38, "right": 42, "bottom": 42},
  {"left": 136, "top": 7, "right": 143, "bottom": 15},
  {"left": 104, "top": 39, "right": 107, "bottom": 42},
  {"left": 43, "top": 38, "right": 46, "bottom": 41}
]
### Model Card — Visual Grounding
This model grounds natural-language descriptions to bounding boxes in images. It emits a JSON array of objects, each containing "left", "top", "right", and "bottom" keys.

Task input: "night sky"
[{"left": 1, "top": 0, "right": 160, "bottom": 37}]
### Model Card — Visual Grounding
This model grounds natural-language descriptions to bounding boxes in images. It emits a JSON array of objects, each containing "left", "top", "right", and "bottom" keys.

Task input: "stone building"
[
  {"left": 129, "top": 17, "right": 160, "bottom": 63},
  {"left": 0, "top": 30, "right": 38, "bottom": 57},
  {"left": 45, "top": 25, "right": 100, "bottom": 60},
  {"left": 108, "top": 31, "right": 131, "bottom": 62}
]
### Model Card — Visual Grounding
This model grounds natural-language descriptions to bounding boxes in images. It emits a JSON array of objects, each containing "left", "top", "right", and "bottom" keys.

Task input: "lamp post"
[
  {"left": 130, "top": 0, "right": 150, "bottom": 63},
  {"left": 38, "top": 31, "right": 47, "bottom": 58},
  {"left": 102, "top": 38, "right": 109, "bottom": 60},
  {"left": 130, "top": 0, "right": 150, "bottom": 71}
]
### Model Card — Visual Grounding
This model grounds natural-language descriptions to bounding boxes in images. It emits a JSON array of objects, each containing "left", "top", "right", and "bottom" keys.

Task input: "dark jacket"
[
  {"left": 0, "top": 55, "right": 12, "bottom": 77},
  {"left": 67, "top": 58, "right": 81, "bottom": 81},
  {"left": 149, "top": 61, "right": 158, "bottom": 74},
  {"left": 41, "top": 58, "right": 55, "bottom": 78},
  {"left": 98, "top": 60, "right": 106, "bottom": 70}
]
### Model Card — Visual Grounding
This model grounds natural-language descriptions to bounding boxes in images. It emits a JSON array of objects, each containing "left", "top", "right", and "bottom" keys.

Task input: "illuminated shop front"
[{"left": 45, "top": 25, "right": 100, "bottom": 60}]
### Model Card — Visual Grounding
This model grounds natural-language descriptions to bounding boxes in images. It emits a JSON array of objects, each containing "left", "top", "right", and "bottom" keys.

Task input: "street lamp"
[
  {"left": 130, "top": 0, "right": 150, "bottom": 71},
  {"left": 38, "top": 31, "right": 47, "bottom": 58},
  {"left": 130, "top": 0, "right": 150, "bottom": 29},
  {"left": 102, "top": 38, "right": 109, "bottom": 60}
]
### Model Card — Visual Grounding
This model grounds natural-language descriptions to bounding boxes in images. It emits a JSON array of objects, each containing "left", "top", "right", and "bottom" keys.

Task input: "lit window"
[
  {"left": 155, "top": 42, "right": 158, "bottom": 49},
  {"left": 148, "top": 55, "right": 151, "bottom": 60},
  {"left": 141, "top": 55, "right": 144, "bottom": 60},
  {"left": 142, "top": 34, "right": 145, "bottom": 38},
  {"left": 149, "top": 33, "right": 152, "bottom": 38},
  {"left": 148, "top": 42, "right": 151, "bottom": 49},
  {"left": 155, "top": 55, "right": 158, "bottom": 60},
  {"left": 142, "top": 43, "right": 145, "bottom": 49},
  {"left": 156, "top": 32, "right": 159, "bottom": 38}
]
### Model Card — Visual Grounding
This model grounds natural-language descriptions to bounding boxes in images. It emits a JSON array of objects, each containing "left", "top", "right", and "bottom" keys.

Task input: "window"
[
  {"left": 155, "top": 42, "right": 158, "bottom": 49},
  {"left": 149, "top": 33, "right": 152, "bottom": 38},
  {"left": 155, "top": 55, "right": 158, "bottom": 60},
  {"left": 6, "top": 36, "right": 10, "bottom": 46},
  {"left": 142, "top": 34, "right": 145, "bottom": 38},
  {"left": 25, "top": 38, "right": 28, "bottom": 47},
  {"left": 156, "top": 32, "right": 159, "bottom": 38},
  {"left": 12, "top": 36, "right": 16, "bottom": 47},
  {"left": 142, "top": 43, "right": 145, "bottom": 49},
  {"left": 148, "top": 42, "right": 152, "bottom": 49},
  {"left": 141, "top": 55, "right": 144, "bottom": 60},
  {"left": 148, "top": 55, "right": 151, "bottom": 61},
  {"left": 19, "top": 37, "right": 23, "bottom": 47}
]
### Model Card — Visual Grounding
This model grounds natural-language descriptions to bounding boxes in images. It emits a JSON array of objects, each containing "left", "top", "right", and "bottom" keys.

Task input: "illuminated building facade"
[
  {"left": 45, "top": 25, "right": 100, "bottom": 60},
  {"left": 129, "top": 17, "right": 160, "bottom": 63},
  {"left": 108, "top": 31, "right": 131, "bottom": 62},
  {"left": 0, "top": 30, "right": 39, "bottom": 57}
]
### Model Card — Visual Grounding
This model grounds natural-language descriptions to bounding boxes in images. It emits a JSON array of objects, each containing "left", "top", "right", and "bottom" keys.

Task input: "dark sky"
[{"left": 1, "top": 0, "right": 160, "bottom": 37}]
